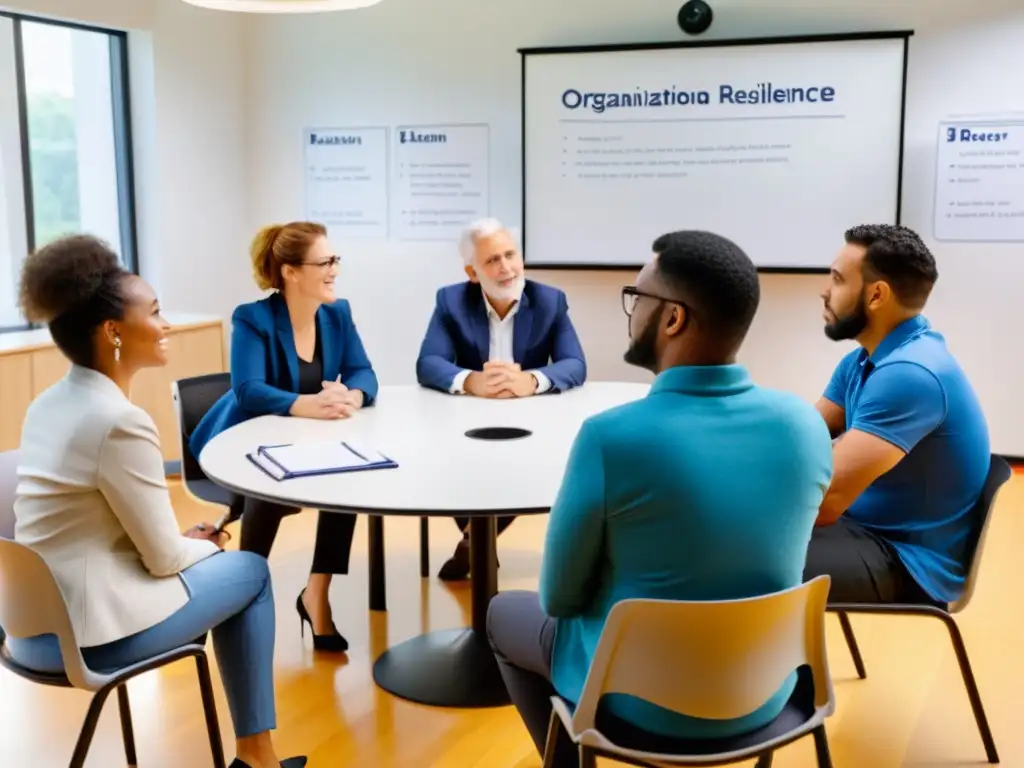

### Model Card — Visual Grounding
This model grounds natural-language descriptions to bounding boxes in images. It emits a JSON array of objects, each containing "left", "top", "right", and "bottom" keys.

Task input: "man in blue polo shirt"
[{"left": 806, "top": 224, "right": 990, "bottom": 606}]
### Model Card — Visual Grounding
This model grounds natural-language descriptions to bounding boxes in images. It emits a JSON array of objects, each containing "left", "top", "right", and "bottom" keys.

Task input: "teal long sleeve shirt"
[{"left": 539, "top": 365, "right": 833, "bottom": 740}]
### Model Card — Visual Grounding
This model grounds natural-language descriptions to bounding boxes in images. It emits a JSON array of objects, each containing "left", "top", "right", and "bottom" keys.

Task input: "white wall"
[
  {"left": 0, "top": 0, "right": 251, "bottom": 317},
  {"left": 3, "top": 0, "right": 1019, "bottom": 454},
  {"left": 0, "top": 0, "right": 155, "bottom": 30},
  {"left": 147, "top": 0, "right": 251, "bottom": 316},
  {"left": 242, "top": 0, "right": 1024, "bottom": 455}
]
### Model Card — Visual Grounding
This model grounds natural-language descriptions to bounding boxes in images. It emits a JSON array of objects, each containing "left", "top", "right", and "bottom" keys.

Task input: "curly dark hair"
[
  {"left": 18, "top": 235, "right": 131, "bottom": 368},
  {"left": 845, "top": 224, "right": 938, "bottom": 308},
  {"left": 651, "top": 230, "right": 760, "bottom": 353}
]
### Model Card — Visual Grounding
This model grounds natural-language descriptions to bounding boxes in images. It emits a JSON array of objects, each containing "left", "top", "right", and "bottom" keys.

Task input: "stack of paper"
[{"left": 247, "top": 439, "right": 397, "bottom": 481}]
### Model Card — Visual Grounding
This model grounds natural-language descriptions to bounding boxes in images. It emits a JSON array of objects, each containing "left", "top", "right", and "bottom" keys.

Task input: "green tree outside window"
[{"left": 27, "top": 92, "right": 80, "bottom": 247}]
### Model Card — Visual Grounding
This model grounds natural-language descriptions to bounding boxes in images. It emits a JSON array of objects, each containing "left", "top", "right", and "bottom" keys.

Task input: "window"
[{"left": 0, "top": 12, "right": 136, "bottom": 331}]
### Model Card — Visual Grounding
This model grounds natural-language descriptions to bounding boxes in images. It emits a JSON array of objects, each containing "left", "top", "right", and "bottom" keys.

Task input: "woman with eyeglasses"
[{"left": 191, "top": 222, "right": 378, "bottom": 654}]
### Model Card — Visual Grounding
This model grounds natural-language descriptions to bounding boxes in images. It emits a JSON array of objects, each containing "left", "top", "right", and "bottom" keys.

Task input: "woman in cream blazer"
[{"left": 7, "top": 236, "right": 303, "bottom": 768}]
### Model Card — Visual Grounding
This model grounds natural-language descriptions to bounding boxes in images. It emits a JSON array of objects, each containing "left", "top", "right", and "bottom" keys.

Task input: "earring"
[{"left": 114, "top": 336, "right": 121, "bottom": 363}]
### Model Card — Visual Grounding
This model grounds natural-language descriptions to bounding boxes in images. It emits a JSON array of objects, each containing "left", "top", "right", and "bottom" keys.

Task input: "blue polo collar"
[
  {"left": 870, "top": 314, "right": 931, "bottom": 363},
  {"left": 649, "top": 364, "right": 753, "bottom": 397}
]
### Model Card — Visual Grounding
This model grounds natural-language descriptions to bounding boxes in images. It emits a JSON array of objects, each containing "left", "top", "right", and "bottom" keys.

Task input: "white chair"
[
  {"left": 545, "top": 576, "right": 834, "bottom": 767},
  {"left": 0, "top": 449, "right": 227, "bottom": 767},
  {"left": 0, "top": 450, "right": 16, "bottom": 540}
]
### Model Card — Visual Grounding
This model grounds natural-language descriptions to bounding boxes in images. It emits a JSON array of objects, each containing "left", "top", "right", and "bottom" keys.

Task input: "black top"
[{"left": 297, "top": 326, "right": 324, "bottom": 396}]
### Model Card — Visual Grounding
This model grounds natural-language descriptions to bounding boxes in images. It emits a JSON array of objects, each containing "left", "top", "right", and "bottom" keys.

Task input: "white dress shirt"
[
  {"left": 14, "top": 365, "right": 219, "bottom": 647},
  {"left": 450, "top": 298, "right": 552, "bottom": 394}
]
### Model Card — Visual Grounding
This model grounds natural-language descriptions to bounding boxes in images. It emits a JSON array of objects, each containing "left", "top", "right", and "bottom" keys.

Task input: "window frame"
[{"left": 0, "top": 10, "right": 138, "bottom": 333}]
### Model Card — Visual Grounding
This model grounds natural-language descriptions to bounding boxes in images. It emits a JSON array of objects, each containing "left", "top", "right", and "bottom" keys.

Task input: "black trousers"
[
  {"left": 803, "top": 517, "right": 942, "bottom": 605},
  {"left": 237, "top": 496, "right": 356, "bottom": 575},
  {"left": 454, "top": 515, "right": 516, "bottom": 536},
  {"left": 488, "top": 591, "right": 682, "bottom": 768}
]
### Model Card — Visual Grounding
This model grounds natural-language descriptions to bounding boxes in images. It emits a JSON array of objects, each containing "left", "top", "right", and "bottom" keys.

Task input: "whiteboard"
[{"left": 520, "top": 33, "right": 910, "bottom": 270}]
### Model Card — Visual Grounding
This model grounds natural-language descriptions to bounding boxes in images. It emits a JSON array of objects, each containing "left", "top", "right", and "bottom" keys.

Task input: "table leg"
[
  {"left": 419, "top": 516, "right": 430, "bottom": 578},
  {"left": 368, "top": 514, "right": 386, "bottom": 612},
  {"left": 371, "top": 515, "right": 510, "bottom": 708},
  {"left": 469, "top": 516, "right": 498, "bottom": 634}
]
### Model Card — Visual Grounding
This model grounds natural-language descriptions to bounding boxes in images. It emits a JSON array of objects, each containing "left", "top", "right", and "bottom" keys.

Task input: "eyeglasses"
[
  {"left": 303, "top": 255, "right": 340, "bottom": 269},
  {"left": 302, "top": 255, "right": 341, "bottom": 269},
  {"left": 621, "top": 285, "right": 686, "bottom": 317}
]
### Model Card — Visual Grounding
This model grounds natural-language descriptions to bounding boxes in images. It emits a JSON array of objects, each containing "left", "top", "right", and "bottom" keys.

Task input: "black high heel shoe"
[
  {"left": 296, "top": 589, "right": 348, "bottom": 653},
  {"left": 228, "top": 757, "right": 307, "bottom": 767}
]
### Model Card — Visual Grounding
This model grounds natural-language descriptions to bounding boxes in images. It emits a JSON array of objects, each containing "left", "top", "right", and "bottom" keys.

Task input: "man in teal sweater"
[{"left": 487, "top": 230, "right": 834, "bottom": 765}]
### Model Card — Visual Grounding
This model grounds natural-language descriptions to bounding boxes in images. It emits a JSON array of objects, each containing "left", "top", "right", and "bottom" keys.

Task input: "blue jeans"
[{"left": 6, "top": 551, "right": 276, "bottom": 738}]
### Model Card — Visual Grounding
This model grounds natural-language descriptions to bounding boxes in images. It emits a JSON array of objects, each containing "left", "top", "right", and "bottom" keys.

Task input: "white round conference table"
[{"left": 199, "top": 382, "right": 649, "bottom": 708}]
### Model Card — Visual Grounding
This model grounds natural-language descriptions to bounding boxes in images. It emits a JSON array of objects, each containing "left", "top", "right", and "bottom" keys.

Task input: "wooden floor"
[{"left": 2, "top": 474, "right": 1022, "bottom": 767}]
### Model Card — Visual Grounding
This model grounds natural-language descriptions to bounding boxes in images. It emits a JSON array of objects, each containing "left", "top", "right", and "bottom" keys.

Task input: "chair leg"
[
  {"left": 419, "top": 516, "right": 430, "bottom": 578},
  {"left": 368, "top": 514, "right": 387, "bottom": 612},
  {"left": 940, "top": 614, "right": 999, "bottom": 763},
  {"left": 812, "top": 724, "right": 833, "bottom": 767},
  {"left": 541, "top": 710, "right": 561, "bottom": 768},
  {"left": 578, "top": 746, "right": 597, "bottom": 768},
  {"left": 117, "top": 684, "right": 138, "bottom": 766},
  {"left": 836, "top": 611, "right": 867, "bottom": 679},
  {"left": 69, "top": 687, "right": 113, "bottom": 768},
  {"left": 195, "top": 653, "right": 227, "bottom": 768},
  {"left": 755, "top": 752, "right": 774, "bottom": 767}
]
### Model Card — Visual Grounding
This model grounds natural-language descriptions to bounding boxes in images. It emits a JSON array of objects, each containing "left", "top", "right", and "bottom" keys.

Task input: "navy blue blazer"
[
  {"left": 189, "top": 292, "right": 379, "bottom": 458},
  {"left": 415, "top": 280, "right": 586, "bottom": 393}
]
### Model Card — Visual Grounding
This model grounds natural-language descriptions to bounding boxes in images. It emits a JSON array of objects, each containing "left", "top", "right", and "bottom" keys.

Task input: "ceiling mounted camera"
[{"left": 678, "top": 0, "right": 713, "bottom": 35}]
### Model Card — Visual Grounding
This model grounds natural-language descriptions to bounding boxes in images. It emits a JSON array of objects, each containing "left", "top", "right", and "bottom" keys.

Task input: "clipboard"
[{"left": 245, "top": 440, "right": 398, "bottom": 481}]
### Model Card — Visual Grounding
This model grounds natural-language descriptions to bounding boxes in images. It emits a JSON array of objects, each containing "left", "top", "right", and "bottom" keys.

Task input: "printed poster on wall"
[
  {"left": 934, "top": 120, "right": 1024, "bottom": 242},
  {"left": 391, "top": 123, "right": 489, "bottom": 241},
  {"left": 304, "top": 126, "right": 389, "bottom": 241}
]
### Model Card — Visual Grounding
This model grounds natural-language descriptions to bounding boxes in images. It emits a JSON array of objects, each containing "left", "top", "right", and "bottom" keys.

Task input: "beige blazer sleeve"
[{"left": 97, "top": 406, "right": 219, "bottom": 577}]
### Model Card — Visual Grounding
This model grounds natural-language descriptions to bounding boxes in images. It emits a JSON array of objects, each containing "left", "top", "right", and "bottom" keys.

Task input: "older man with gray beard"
[{"left": 416, "top": 217, "right": 587, "bottom": 579}]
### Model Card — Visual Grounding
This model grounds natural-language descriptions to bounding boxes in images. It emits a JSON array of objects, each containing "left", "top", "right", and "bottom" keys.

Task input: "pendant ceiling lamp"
[{"left": 181, "top": 0, "right": 383, "bottom": 12}]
